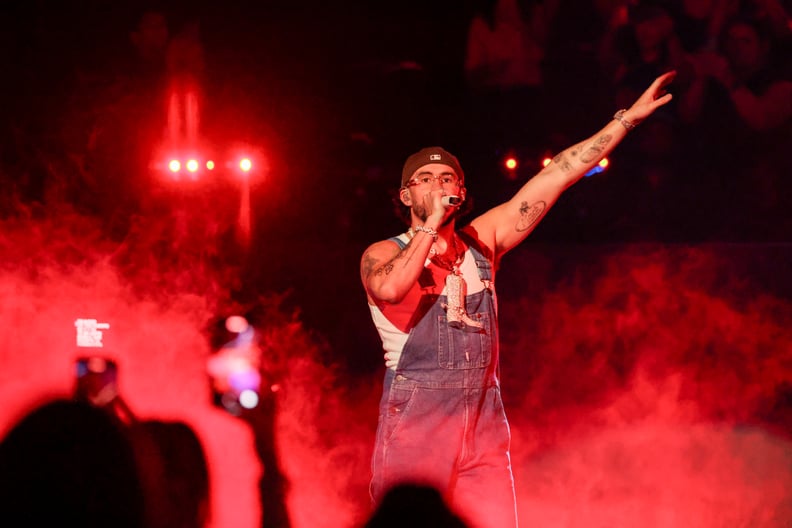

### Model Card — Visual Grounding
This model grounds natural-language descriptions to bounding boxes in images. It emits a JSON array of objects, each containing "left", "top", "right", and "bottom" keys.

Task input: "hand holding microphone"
[
  {"left": 424, "top": 191, "right": 462, "bottom": 223},
  {"left": 441, "top": 195, "right": 462, "bottom": 207}
]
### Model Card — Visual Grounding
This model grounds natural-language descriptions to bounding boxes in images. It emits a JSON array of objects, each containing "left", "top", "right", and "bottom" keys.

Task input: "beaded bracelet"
[
  {"left": 414, "top": 225, "right": 438, "bottom": 241},
  {"left": 613, "top": 109, "right": 638, "bottom": 131}
]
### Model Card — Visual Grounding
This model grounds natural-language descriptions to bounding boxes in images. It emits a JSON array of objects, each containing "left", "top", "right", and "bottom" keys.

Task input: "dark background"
[{"left": 1, "top": 0, "right": 790, "bottom": 374}]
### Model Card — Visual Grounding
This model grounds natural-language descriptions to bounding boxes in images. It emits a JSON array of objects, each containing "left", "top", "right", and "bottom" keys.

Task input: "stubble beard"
[{"left": 415, "top": 205, "right": 456, "bottom": 227}]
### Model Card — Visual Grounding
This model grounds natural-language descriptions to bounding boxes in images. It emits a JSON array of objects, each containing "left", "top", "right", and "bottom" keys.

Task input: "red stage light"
[
  {"left": 239, "top": 158, "right": 252, "bottom": 172},
  {"left": 186, "top": 159, "right": 199, "bottom": 172},
  {"left": 168, "top": 159, "right": 181, "bottom": 172},
  {"left": 505, "top": 157, "right": 518, "bottom": 170},
  {"left": 542, "top": 157, "right": 552, "bottom": 168}
]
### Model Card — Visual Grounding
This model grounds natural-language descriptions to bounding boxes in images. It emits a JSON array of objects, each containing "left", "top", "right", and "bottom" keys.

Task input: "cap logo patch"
[{"left": 429, "top": 154, "right": 442, "bottom": 161}]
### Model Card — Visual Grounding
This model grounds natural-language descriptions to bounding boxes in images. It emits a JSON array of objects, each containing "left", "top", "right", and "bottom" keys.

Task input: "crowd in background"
[
  {"left": 1, "top": 0, "right": 789, "bottom": 244},
  {"left": 340, "top": 0, "right": 792, "bottom": 244},
  {"left": 0, "top": 399, "right": 211, "bottom": 528},
  {"left": 0, "top": 396, "right": 469, "bottom": 527}
]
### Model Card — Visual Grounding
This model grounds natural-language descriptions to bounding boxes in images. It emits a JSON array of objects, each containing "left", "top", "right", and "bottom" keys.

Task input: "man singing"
[{"left": 361, "top": 72, "right": 676, "bottom": 527}]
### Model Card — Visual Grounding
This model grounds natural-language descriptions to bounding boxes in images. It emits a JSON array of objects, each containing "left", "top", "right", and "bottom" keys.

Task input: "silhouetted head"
[
  {"left": 366, "top": 483, "right": 469, "bottom": 527},
  {"left": 0, "top": 399, "right": 145, "bottom": 527},
  {"left": 720, "top": 17, "right": 773, "bottom": 79}
]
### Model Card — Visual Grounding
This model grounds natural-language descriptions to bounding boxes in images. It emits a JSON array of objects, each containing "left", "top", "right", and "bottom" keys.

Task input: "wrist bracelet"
[
  {"left": 613, "top": 109, "right": 638, "bottom": 131},
  {"left": 414, "top": 225, "right": 438, "bottom": 241}
]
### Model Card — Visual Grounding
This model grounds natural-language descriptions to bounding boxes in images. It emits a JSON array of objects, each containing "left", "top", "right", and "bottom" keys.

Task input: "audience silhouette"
[
  {"left": 0, "top": 399, "right": 145, "bottom": 528},
  {"left": 129, "top": 420, "right": 211, "bottom": 528},
  {"left": 364, "top": 483, "right": 469, "bottom": 528}
]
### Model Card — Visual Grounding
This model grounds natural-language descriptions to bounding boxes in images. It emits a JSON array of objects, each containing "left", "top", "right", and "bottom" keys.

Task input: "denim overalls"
[{"left": 370, "top": 233, "right": 518, "bottom": 528}]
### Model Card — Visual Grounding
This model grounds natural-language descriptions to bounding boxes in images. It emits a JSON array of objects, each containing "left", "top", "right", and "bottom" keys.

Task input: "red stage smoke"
[{"left": 1, "top": 210, "right": 790, "bottom": 527}]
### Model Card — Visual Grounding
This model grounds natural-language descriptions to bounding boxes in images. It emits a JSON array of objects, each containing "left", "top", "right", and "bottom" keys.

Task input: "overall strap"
[
  {"left": 388, "top": 236, "right": 407, "bottom": 249},
  {"left": 457, "top": 230, "right": 493, "bottom": 283}
]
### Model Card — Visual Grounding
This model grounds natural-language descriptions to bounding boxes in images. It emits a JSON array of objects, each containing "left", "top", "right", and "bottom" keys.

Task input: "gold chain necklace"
[{"left": 429, "top": 233, "right": 463, "bottom": 273}]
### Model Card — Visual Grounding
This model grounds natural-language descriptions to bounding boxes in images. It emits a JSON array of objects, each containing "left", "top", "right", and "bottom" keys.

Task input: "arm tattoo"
[
  {"left": 516, "top": 200, "right": 547, "bottom": 232},
  {"left": 580, "top": 134, "right": 612, "bottom": 163},
  {"left": 375, "top": 263, "right": 394, "bottom": 276},
  {"left": 552, "top": 152, "right": 573, "bottom": 172},
  {"left": 369, "top": 240, "right": 417, "bottom": 277},
  {"left": 553, "top": 142, "right": 585, "bottom": 171},
  {"left": 363, "top": 250, "right": 396, "bottom": 277},
  {"left": 362, "top": 252, "right": 377, "bottom": 277}
]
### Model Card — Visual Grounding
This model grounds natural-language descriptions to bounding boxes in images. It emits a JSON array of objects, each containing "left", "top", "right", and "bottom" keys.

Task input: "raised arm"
[{"left": 470, "top": 71, "right": 676, "bottom": 257}]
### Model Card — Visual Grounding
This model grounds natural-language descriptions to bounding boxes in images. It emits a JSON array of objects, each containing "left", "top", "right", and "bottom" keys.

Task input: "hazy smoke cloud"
[
  {"left": 499, "top": 245, "right": 792, "bottom": 526},
  {"left": 1, "top": 207, "right": 790, "bottom": 527}
]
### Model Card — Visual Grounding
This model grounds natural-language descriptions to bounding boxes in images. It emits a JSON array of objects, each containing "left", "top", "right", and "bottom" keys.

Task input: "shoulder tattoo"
[{"left": 362, "top": 252, "right": 378, "bottom": 277}]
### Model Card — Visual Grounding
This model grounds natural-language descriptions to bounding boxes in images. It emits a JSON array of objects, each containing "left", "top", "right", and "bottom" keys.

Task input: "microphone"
[{"left": 441, "top": 195, "right": 462, "bottom": 207}]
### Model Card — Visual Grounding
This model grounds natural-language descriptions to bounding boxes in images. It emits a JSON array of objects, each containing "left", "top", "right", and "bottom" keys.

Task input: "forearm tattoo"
[
  {"left": 553, "top": 136, "right": 612, "bottom": 169},
  {"left": 552, "top": 152, "right": 573, "bottom": 172},
  {"left": 516, "top": 200, "right": 547, "bottom": 232},
  {"left": 553, "top": 141, "right": 584, "bottom": 172},
  {"left": 580, "top": 134, "right": 612, "bottom": 163}
]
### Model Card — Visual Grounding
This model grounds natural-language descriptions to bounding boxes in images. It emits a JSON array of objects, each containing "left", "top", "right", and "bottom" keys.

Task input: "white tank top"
[{"left": 368, "top": 233, "right": 492, "bottom": 369}]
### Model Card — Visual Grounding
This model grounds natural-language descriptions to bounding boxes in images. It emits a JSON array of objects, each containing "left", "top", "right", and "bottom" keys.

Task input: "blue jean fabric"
[{"left": 370, "top": 240, "right": 518, "bottom": 528}]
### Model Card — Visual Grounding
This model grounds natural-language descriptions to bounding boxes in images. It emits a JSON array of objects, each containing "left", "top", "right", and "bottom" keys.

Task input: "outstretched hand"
[{"left": 628, "top": 71, "right": 676, "bottom": 123}]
